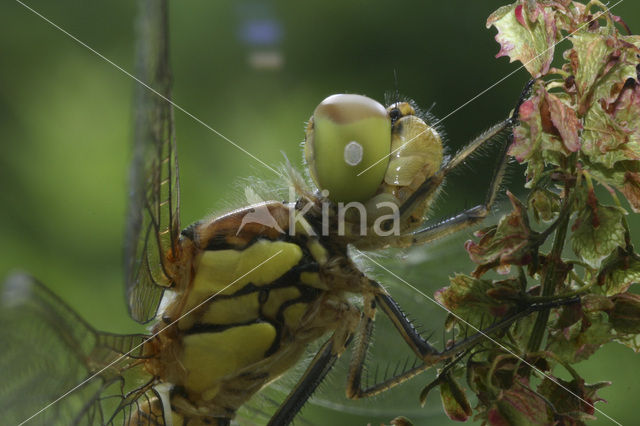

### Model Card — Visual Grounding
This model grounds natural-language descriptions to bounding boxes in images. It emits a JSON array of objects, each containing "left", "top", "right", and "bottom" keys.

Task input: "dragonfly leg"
[
  {"left": 346, "top": 290, "right": 432, "bottom": 399},
  {"left": 369, "top": 280, "right": 579, "bottom": 368},
  {"left": 373, "top": 286, "right": 448, "bottom": 364},
  {"left": 346, "top": 277, "right": 579, "bottom": 401},
  {"left": 267, "top": 304, "right": 360, "bottom": 426}
]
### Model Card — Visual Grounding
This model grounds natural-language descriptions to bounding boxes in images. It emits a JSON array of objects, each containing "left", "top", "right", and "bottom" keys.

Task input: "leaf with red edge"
[
  {"left": 612, "top": 83, "right": 640, "bottom": 141},
  {"left": 571, "top": 200, "right": 626, "bottom": 267},
  {"left": 389, "top": 416, "right": 414, "bottom": 426},
  {"left": 547, "top": 313, "right": 612, "bottom": 363},
  {"left": 510, "top": 90, "right": 543, "bottom": 164},
  {"left": 486, "top": 2, "right": 557, "bottom": 77},
  {"left": 465, "top": 192, "right": 537, "bottom": 274},
  {"left": 582, "top": 102, "right": 638, "bottom": 169},
  {"left": 568, "top": 27, "right": 640, "bottom": 112},
  {"left": 439, "top": 375, "right": 472, "bottom": 422},
  {"left": 546, "top": 90, "right": 581, "bottom": 152},
  {"left": 511, "top": 83, "right": 583, "bottom": 185},
  {"left": 569, "top": 32, "right": 613, "bottom": 104},
  {"left": 620, "top": 171, "right": 640, "bottom": 212}
]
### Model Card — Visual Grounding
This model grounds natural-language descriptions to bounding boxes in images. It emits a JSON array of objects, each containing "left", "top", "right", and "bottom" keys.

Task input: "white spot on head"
[{"left": 344, "top": 141, "right": 364, "bottom": 166}]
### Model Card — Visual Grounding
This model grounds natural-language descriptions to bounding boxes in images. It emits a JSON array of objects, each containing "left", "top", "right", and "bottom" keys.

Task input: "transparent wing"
[
  {"left": 125, "top": 0, "right": 180, "bottom": 323},
  {"left": 0, "top": 273, "right": 160, "bottom": 425}
]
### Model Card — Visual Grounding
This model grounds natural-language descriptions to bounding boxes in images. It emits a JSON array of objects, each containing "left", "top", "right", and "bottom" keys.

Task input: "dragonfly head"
[{"left": 303, "top": 94, "right": 444, "bottom": 240}]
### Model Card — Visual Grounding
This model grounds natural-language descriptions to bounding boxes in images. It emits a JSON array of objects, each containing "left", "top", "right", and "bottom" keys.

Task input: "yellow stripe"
[{"left": 183, "top": 240, "right": 303, "bottom": 317}]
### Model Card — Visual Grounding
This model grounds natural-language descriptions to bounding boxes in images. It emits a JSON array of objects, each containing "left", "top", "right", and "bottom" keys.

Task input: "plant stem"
[{"left": 526, "top": 194, "right": 572, "bottom": 353}]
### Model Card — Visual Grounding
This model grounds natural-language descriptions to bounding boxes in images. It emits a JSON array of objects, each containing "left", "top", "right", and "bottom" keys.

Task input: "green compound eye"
[{"left": 304, "top": 94, "right": 391, "bottom": 203}]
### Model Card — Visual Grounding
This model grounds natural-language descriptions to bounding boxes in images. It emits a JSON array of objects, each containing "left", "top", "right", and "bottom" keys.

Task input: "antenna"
[{"left": 393, "top": 68, "right": 400, "bottom": 104}]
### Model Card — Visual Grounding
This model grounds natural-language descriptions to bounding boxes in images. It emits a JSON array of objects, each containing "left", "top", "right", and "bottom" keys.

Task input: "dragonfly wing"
[
  {"left": 124, "top": 0, "right": 180, "bottom": 324},
  {"left": 0, "top": 273, "right": 159, "bottom": 425}
]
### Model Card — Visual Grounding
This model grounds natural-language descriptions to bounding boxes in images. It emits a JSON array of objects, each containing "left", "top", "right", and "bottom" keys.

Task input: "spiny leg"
[
  {"left": 379, "top": 282, "right": 580, "bottom": 359},
  {"left": 373, "top": 284, "right": 453, "bottom": 363},
  {"left": 387, "top": 80, "right": 534, "bottom": 248},
  {"left": 346, "top": 291, "right": 431, "bottom": 399},
  {"left": 267, "top": 338, "right": 338, "bottom": 426},
  {"left": 344, "top": 280, "right": 515, "bottom": 399},
  {"left": 345, "top": 279, "right": 579, "bottom": 399},
  {"left": 267, "top": 307, "right": 359, "bottom": 426}
]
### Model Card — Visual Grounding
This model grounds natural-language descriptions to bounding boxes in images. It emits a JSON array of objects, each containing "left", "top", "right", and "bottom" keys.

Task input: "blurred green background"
[{"left": 1, "top": 0, "right": 639, "bottom": 425}]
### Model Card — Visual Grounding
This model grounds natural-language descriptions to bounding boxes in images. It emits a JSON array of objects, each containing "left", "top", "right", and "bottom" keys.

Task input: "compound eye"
[{"left": 304, "top": 94, "right": 391, "bottom": 203}]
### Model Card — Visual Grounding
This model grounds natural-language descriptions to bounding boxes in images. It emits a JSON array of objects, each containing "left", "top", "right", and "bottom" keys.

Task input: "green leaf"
[
  {"left": 583, "top": 157, "right": 636, "bottom": 187},
  {"left": 587, "top": 160, "right": 640, "bottom": 214},
  {"left": 510, "top": 307, "right": 538, "bottom": 351},
  {"left": 578, "top": 38, "right": 640, "bottom": 173},
  {"left": 582, "top": 101, "right": 636, "bottom": 168},
  {"left": 528, "top": 188, "right": 561, "bottom": 222},
  {"left": 486, "top": 2, "right": 557, "bottom": 77},
  {"left": 571, "top": 27, "right": 639, "bottom": 110},
  {"left": 569, "top": 32, "right": 612, "bottom": 102},
  {"left": 610, "top": 85, "right": 640, "bottom": 210},
  {"left": 571, "top": 203, "right": 626, "bottom": 267},
  {"left": 546, "top": 313, "right": 612, "bottom": 363}
]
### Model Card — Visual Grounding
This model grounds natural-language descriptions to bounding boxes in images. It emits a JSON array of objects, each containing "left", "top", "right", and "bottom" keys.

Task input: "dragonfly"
[{"left": 1, "top": 1, "right": 567, "bottom": 425}]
